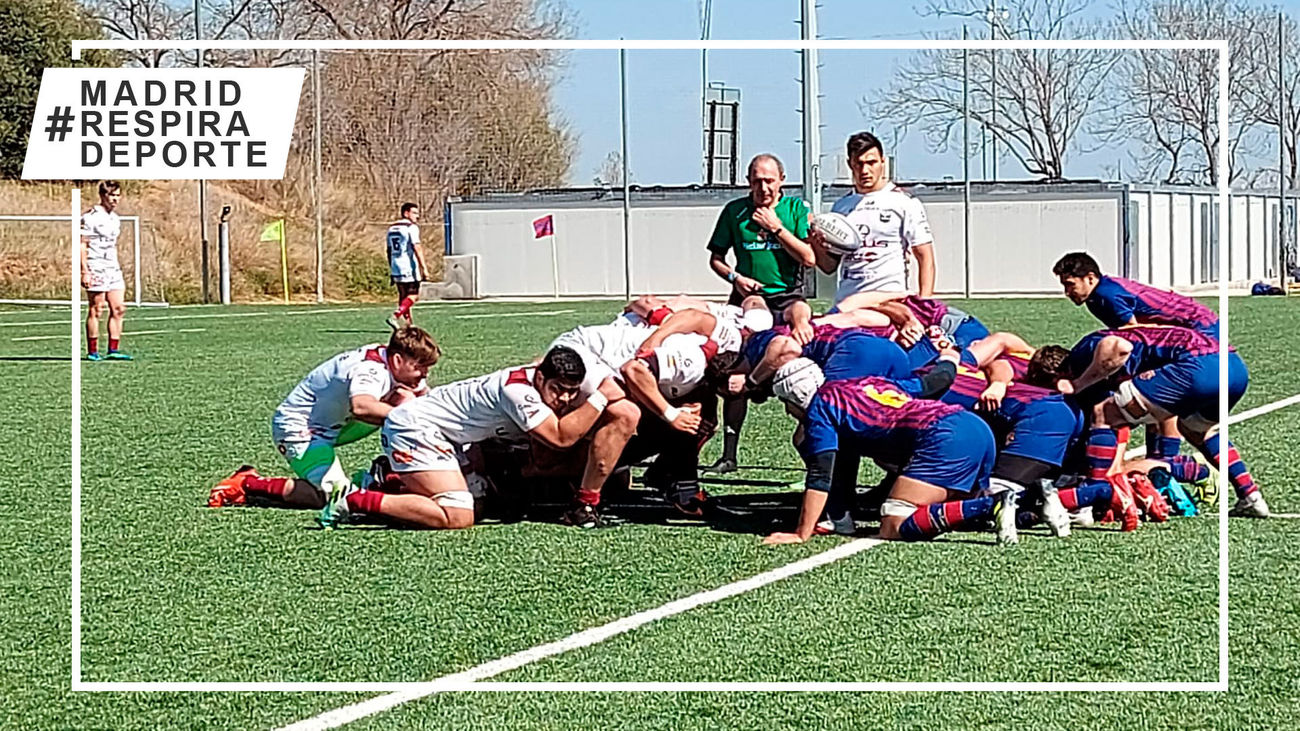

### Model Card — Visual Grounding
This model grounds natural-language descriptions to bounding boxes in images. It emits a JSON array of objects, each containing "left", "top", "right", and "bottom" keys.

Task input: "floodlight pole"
[
  {"left": 963, "top": 25, "right": 971, "bottom": 299},
  {"left": 1281, "top": 11, "right": 1288, "bottom": 290},
  {"left": 195, "top": 0, "right": 209, "bottom": 303},
  {"left": 620, "top": 46, "right": 631, "bottom": 301}
]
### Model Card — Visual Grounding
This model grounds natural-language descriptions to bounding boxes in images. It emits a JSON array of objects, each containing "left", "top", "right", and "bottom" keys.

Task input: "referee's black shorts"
[{"left": 727, "top": 287, "right": 806, "bottom": 325}]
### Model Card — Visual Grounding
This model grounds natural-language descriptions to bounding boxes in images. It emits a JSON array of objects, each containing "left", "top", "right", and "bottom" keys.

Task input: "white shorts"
[
  {"left": 546, "top": 335, "right": 616, "bottom": 397},
  {"left": 380, "top": 405, "right": 466, "bottom": 473},
  {"left": 85, "top": 262, "right": 125, "bottom": 293}
]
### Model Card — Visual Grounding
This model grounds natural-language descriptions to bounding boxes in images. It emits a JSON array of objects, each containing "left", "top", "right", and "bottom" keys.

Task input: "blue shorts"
[
  {"left": 904, "top": 337, "right": 941, "bottom": 371},
  {"left": 1132, "top": 351, "right": 1248, "bottom": 421},
  {"left": 998, "top": 396, "right": 1084, "bottom": 467},
  {"left": 946, "top": 310, "right": 991, "bottom": 349},
  {"left": 903, "top": 411, "right": 996, "bottom": 493},
  {"left": 822, "top": 334, "right": 911, "bottom": 382}
]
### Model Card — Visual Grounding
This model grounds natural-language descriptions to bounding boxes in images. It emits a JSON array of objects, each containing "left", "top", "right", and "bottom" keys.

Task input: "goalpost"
[{"left": 0, "top": 214, "right": 168, "bottom": 307}]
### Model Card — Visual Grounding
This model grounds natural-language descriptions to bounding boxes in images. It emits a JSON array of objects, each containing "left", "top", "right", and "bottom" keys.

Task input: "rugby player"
[
  {"left": 209, "top": 326, "right": 441, "bottom": 510},
  {"left": 81, "top": 180, "right": 131, "bottom": 361},
  {"left": 810, "top": 132, "right": 937, "bottom": 305},
  {"left": 1047, "top": 325, "right": 1267, "bottom": 518},
  {"left": 763, "top": 361, "right": 1013, "bottom": 545},
  {"left": 385, "top": 202, "right": 429, "bottom": 329},
  {"left": 318, "top": 345, "right": 621, "bottom": 530}
]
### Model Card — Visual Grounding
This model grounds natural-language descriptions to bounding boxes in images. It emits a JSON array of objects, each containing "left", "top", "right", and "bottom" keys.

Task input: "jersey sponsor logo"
[
  {"left": 391, "top": 449, "right": 416, "bottom": 464},
  {"left": 879, "top": 211, "right": 893, "bottom": 223},
  {"left": 862, "top": 383, "right": 910, "bottom": 408}
]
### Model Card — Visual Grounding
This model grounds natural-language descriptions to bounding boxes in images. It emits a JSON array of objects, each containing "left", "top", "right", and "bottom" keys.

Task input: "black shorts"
[{"left": 727, "top": 287, "right": 806, "bottom": 324}]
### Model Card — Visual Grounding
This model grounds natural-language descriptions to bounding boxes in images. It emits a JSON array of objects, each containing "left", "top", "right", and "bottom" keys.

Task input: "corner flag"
[{"left": 532, "top": 214, "right": 554, "bottom": 239}]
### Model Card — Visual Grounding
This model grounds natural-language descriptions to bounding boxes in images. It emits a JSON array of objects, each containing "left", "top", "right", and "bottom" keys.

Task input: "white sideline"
[
  {"left": 13, "top": 328, "right": 204, "bottom": 342},
  {"left": 268, "top": 539, "right": 883, "bottom": 730},
  {"left": 454, "top": 309, "right": 574, "bottom": 319}
]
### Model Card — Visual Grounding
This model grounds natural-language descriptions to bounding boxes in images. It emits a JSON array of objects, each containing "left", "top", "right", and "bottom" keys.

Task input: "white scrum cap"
[
  {"left": 771, "top": 357, "right": 825, "bottom": 410},
  {"left": 740, "top": 308, "right": 774, "bottom": 332}
]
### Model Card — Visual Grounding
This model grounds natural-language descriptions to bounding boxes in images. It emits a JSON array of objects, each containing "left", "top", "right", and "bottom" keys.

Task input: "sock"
[
  {"left": 109, "top": 338, "right": 120, "bottom": 352},
  {"left": 1085, "top": 427, "right": 1119, "bottom": 484},
  {"left": 720, "top": 397, "right": 747, "bottom": 462},
  {"left": 1143, "top": 425, "right": 1161, "bottom": 457},
  {"left": 1198, "top": 434, "right": 1258, "bottom": 499},
  {"left": 898, "top": 496, "right": 996, "bottom": 541},
  {"left": 1166, "top": 455, "right": 1211, "bottom": 484},
  {"left": 1157, "top": 436, "right": 1182, "bottom": 460},
  {"left": 1058, "top": 482, "right": 1114, "bottom": 511},
  {"left": 346, "top": 489, "right": 385, "bottom": 514},
  {"left": 576, "top": 488, "right": 601, "bottom": 506},
  {"left": 394, "top": 296, "right": 414, "bottom": 319},
  {"left": 244, "top": 475, "right": 291, "bottom": 499},
  {"left": 87, "top": 336, "right": 98, "bottom": 355}
]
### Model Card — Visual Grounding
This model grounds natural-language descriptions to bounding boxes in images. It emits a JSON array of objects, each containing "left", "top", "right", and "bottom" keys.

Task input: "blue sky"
[{"left": 552, "top": 0, "right": 1300, "bottom": 186}]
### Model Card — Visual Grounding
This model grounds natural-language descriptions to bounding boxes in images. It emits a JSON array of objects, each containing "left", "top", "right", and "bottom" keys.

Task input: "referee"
[{"left": 704, "top": 153, "right": 814, "bottom": 473}]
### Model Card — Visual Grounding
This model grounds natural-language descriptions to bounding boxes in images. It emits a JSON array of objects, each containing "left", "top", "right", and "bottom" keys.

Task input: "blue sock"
[
  {"left": 1059, "top": 482, "right": 1113, "bottom": 511},
  {"left": 898, "top": 496, "right": 996, "bottom": 541}
]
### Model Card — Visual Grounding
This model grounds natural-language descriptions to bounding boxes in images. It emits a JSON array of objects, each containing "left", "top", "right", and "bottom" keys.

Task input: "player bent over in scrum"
[
  {"left": 318, "top": 346, "right": 620, "bottom": 530},
  {"left": 209, "top": 326, "right": 440, "bottom": 510},
  {"left": 1045, "top": 325, "right": 1267, "bottom": 519},
  {"left": 763, "top": 360, "right": 1014, "bottom": 546}
]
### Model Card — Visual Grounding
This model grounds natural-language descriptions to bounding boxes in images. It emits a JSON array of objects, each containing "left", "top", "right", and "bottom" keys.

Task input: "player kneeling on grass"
[
  {"left": 318, "top": 346, "right": 620, "bottom": 530},
  {"left": 209, "top": 326, "right": 440, "bottom": 510},
  {"left": 763, "top": 359, "right": 1015, "bottom": 546},
  {"left": 1039, "top": 324, "right": 1267, "bottom": 519}
]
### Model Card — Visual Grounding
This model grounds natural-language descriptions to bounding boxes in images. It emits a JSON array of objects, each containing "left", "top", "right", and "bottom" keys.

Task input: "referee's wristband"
[
  {"left": 586, "top": 391, "right": 609, "bottom": 413},
  {"left": 726, "top": 270, "right": 739, "bottom": 284},
  {"left": 661, "top": 405, "right": 682, "bottom": 423}
]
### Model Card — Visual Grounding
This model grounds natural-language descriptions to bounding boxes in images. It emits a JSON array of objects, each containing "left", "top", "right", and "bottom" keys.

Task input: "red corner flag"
[{"left": 532, "top": 214, "right": 554, "bottom": 239}]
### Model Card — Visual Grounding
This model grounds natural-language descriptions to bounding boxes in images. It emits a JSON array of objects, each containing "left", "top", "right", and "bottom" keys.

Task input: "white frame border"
[{"left": 67, "top": 37, "right": 1231, "bottom": 693}]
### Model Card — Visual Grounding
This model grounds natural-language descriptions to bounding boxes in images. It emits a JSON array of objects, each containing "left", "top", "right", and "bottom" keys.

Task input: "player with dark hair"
[
  {"left": 81, "top": 180, "right": 131, "bottom": 361},
  {"left": 209, "top": 326, "right": 442, "bottom": 510},
  {"left": 1052, "top": 325, "right": 1267, "bottom": 519},
  {"left": 318, "top": 345, "right": 621, "bottom": 530},
  {"left": 810, "top": 132, "right": 937, "bottom": 306},
  {"left": 386, "top": 202, "right": 429, "bottom": 329},
  {"left": 763, "top": 362, "right": 1012, "bottom": 545}
]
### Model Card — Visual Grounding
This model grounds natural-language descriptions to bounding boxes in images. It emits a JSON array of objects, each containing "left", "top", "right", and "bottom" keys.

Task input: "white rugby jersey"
[
  {"left": 829, "top": 183, "right": 932, "bottom": 302},
  {"left": 274, "top": 344, "right": 413, "bottom": 442},
  {"left": 554, "top": 324, "right": 656, "bottom": 372},
  {"left": 388, "top": 365, "right": 552, "bottom": 445},
  {"left": 80, "top": 205, "right": 121, "bottom": 265},
  {"left": 386, "top": 219, "right": 421, "bottom": 278}
]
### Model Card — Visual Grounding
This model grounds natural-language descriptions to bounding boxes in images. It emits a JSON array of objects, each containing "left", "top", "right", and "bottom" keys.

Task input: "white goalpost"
[{"left": 0, "top": 214, "right": 168, "bottom": 307}]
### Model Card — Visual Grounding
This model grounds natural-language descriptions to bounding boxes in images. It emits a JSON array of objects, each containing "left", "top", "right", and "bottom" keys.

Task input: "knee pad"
[
  {"left": 881, "top": 498, "right": 918, "bottom": 518},
  {"left": 433, "top": 489, "right": 475, "bottom": 511},
  {"left": 1113, "top": 381, "right": 1156, "bottom": 425}
]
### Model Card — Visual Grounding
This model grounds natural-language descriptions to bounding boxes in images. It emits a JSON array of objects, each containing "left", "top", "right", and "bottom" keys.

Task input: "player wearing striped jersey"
[
  {"left": 319, "top": 346, "right": 622, "bottom": 530},
  {"left": 1046, "top": 325, "right": 1267, "bottom": 518},
  {"left": 763, "top": 363, "right": 1012, "bottom": 545},
  {"left": 809, "top": 132, "right": 937, "bottom": 304},
  {"left": 209, "top": 326, "right": 441, "bottom": 511},
  {"left": 833, "top": 292, "right": 991, "bottom": 350},
  {"left": 386, "top": 202, "right": 429, "bottom": 329},
  {"left": 81, "top": 180, "right": 131, "bottom": 361},
  {"left": 1053, "top": 252, "right": 1220, "bottom": 340}
]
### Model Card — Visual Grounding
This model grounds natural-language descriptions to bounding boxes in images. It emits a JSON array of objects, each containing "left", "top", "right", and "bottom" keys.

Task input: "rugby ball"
[{"left": 812, "top": 212, "right": 860, "bottom": 255}]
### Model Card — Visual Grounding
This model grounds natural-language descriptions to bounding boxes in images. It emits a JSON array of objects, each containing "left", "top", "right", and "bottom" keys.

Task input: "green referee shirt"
[{"left": 706, "top": 194, "right": 811, "bottom": 295}]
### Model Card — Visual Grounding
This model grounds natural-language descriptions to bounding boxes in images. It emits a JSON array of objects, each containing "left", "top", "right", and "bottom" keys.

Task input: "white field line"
[
  {"left": 454, "top": 309, "right": 575, "bottom": 320},
  {"left": 261, "top": 539, "right": 883, "bottom": 729},
  {"left": 257, "top": 389, "right": 1300, "bottom": 729},
  {"left": 13, "top": 328, "right": 204, "bottom": 342},
  {"left": 0, "top": 307, "right": 373, "bottom": 328}
]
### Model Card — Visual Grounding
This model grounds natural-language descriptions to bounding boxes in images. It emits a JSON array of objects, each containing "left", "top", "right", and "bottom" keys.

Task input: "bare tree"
[
  {"left": 593, "top": 151, "right": 630, "bottom": 186},
  {"left": 1240, "top": 11, "right": 1300, "bottom": 189},
  {"left": 870, "top": 0, "right": 1119, "bottom": 180},
  {"left": 88, "top": 0, "right": 189, "bottom": 67},
  {"left": 1104, "top": 0, "right": 1273, "bottom": 186}
]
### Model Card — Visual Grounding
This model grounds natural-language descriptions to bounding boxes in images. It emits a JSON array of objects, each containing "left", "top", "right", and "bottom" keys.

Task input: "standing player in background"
[
  {"left": 811, "top": 132, "right": 937, "bottom": 306},
  {"left": 704, "top": 153, "right": 815, "bottom": 473},
  {"left": 81, "top": 180, "right": 131, "bottom": 361},
  {"left": 386, "top": 202, "right": 429, "bottom": 329}
]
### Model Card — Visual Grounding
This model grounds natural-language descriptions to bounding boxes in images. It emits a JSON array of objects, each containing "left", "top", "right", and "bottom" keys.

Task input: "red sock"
[
  {"left": 395, "top": 296, "right": 414, "bottom": 319},
  {"left": 109, "top": 338, "right": 120, "bottom": 352},
  {"left": 346, "top": 489, "right": 385, "bottom": 514},
  {"left": 577, "top": 488, "right": 601, "bottom": 506},
  {"left": 87, "top": 337, "right": 98, "bottom": 355},
  {"left": 244, "top": 475, "right": 291, "bottom": 498}
]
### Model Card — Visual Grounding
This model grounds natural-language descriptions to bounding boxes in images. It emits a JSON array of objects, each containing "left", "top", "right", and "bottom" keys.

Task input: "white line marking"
[
  {"left": 1122, "top": 393, "right": 1300, "bottom": 461},
  {"left": 453, "top": 309, "right": 575, "bottom": 320},
  {"left": 1266, "top": 514, "right": 1300, "bottom": 520},
  {"left": 0, "top": 307, "right": 372, "bottom": 328},
  {"left": 13, "top": 328, "right": 204, "bottom": 342},
  {"left": 265, "top": 539, "right": 882, "bottom": 729}
]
